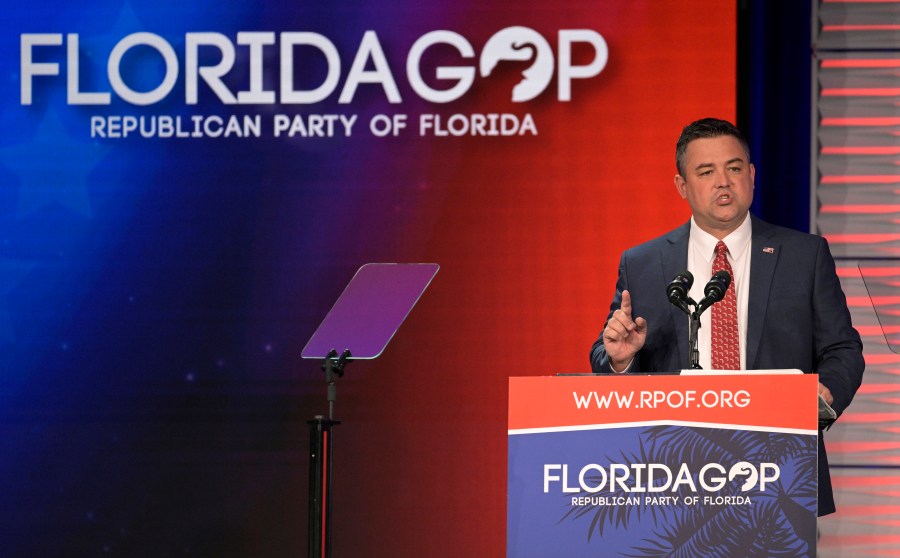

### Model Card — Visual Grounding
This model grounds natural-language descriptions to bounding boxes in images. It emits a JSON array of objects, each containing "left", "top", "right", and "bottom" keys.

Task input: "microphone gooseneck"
[
  {"left": 697, "top": 270, "right": 731, "bottom": 315},
  {"left": 666, "top": 270, "right": 694, "bottom": 315}
]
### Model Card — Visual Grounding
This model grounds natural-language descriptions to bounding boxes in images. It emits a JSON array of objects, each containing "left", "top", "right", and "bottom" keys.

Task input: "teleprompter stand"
[
  {"left": 301, "top": 263, "right": 439, "bottom": 558},
  {"left": 306, "top": 349, "right": 349, "bottom": 558}
]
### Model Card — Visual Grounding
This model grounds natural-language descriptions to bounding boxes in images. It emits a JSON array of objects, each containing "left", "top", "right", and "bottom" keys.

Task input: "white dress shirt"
[{"left": 686, "top": 214, "right": 752, "bottom": 370}]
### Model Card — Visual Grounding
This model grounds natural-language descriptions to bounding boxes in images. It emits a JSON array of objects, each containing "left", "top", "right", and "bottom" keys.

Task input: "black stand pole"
[
  {"left": 689, "top": 311, "right": 702, "bottom": 369},
  {"left": 671, "top": 295, "right": 704, "bottom": 370},
  {"left": 308, "top": 416, "right": 339, "bottom": 558},
  {"left": 308, "top": 349, "right": 350, "bottom": 558}
]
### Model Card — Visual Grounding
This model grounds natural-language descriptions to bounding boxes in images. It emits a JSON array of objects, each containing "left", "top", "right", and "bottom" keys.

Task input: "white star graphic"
[{"left": 1, "top": 109, "right": 109, "bottom": 218}]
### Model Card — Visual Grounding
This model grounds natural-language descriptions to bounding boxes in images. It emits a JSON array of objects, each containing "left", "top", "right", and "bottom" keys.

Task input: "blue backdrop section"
[
  {"left": 0, "top": 1, "right": 424, "bottom": 555},
  {"left": 738, "top": 0, "right": 813, "bottom": 233}
]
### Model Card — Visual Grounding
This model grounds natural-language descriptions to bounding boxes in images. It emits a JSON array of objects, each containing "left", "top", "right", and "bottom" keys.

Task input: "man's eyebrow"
[{"left": 692, "top": 157, "right": 746, "bottom": 172}]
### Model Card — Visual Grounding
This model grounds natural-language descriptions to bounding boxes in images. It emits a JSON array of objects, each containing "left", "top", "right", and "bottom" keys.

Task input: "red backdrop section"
[{"left": 316, "top": 2, "right": 736, "bottom": 556}]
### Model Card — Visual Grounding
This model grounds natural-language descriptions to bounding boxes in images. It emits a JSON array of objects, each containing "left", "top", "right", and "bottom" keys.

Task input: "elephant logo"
[{"left": 480, "top": 26, "right": 554, "bottom": 102}]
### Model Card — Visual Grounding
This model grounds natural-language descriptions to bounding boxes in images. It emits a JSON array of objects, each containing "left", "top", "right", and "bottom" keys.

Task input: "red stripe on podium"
[{"left": 508, "top": 374, "right": 817, "bottom": 432}]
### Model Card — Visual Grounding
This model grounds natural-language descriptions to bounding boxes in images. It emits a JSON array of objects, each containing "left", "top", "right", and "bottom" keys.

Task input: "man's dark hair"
[{"left": 675, "top": 118, "right": 750, "bottom": 176}]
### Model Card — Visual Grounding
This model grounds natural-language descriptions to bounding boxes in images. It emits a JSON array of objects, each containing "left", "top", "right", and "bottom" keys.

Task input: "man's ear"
[{"left": 674, "top": 175, "right": 687, "bottom": 199}]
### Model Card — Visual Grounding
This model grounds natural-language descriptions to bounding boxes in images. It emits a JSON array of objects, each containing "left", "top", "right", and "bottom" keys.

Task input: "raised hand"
[{"left": 602, "top": 289, "right": 647, "bottom": 372}]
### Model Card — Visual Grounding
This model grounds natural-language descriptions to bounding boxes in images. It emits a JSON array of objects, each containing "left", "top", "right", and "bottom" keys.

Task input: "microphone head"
[
  {"left": 704, "top": 270, "right": 731, "bottom": 302},
  {"left": 666, "top": 271, "right": 694, "bottom": 304}
]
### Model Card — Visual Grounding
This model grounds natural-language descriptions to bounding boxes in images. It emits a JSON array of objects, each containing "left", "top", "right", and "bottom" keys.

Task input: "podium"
[{"left": 507, "top": 373, "right": 819, "bottom": 558}]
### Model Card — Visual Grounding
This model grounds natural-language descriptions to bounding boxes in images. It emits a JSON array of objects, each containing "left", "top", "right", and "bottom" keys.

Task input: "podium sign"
[{"left": 508, "top": 374, "right": 818, "bottom": 558}]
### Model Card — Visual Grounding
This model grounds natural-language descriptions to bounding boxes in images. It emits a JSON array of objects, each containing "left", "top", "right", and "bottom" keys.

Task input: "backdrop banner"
[{"left": 2, "top": 1, "right": 734, "bottom": 555}]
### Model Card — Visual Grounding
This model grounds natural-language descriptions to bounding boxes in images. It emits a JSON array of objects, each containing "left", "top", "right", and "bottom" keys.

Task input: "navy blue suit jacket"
[{"left": 589, "top": 215, "right": 864, "bottom": 515}]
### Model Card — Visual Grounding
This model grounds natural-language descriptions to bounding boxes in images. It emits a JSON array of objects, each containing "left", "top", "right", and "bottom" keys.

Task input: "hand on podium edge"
[
  {"left": 818, "top": 381, "right": 837, "bottom": 430},
  {"left": 818, "top": 381, "right": 834, "bottom": 407}
]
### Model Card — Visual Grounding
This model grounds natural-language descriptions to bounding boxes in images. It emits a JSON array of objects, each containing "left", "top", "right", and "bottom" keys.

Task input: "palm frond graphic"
[{"left": 560, "top": 425, "right": 816, "bottom": 555}]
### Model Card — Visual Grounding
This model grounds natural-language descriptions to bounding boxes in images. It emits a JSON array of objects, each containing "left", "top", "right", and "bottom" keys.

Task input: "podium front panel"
[{"left": 507, "top": 374, "right": 818, "bottom": 558}]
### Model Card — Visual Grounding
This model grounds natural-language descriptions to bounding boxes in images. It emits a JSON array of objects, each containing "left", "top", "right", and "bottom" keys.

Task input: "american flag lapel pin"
[{"left": 762, "top": 246, "right": 775, "bottom": 254}]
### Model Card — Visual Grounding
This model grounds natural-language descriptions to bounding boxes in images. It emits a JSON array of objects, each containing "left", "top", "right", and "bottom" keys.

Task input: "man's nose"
[{"left": 714, "top": 168, "right": 732, "bottom": 187}]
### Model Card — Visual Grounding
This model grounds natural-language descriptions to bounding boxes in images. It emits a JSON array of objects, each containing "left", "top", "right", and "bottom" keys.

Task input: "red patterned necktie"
[{"left": 711, "top": 241, "right": 740, "bottom": 370}]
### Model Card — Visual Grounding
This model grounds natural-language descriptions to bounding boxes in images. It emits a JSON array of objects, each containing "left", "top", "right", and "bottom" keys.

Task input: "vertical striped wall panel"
[{"left": 814, "top": 1, "right": 900, "bottom": 555}]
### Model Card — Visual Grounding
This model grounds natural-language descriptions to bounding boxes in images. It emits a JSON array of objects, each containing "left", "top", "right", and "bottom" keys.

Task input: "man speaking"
[{"left": 589, "top": 117, "right": 864, "bottom": 516}]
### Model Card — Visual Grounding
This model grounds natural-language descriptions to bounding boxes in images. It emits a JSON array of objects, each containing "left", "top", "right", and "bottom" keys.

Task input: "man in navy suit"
[{"left": 589, "top": 117, "right": 864, "bottom": 516}]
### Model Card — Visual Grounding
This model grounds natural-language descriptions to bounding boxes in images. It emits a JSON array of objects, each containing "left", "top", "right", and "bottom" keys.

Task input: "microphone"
[
  {"left": 666, "top": 271, "right": 694, "bottom": 315},
  {"left": 696, "top": 270, "right": 732, "bottom": 315}
]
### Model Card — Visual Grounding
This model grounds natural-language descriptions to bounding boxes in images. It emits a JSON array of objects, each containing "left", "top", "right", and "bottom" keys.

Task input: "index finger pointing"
[{"left": 620, "top": 289, "right": 633, "bottom": 318}]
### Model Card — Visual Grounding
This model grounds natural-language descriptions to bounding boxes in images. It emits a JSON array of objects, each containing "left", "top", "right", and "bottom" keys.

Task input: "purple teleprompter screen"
[{"left": 301, "top": 263, "right": 439, "bottom": 359}]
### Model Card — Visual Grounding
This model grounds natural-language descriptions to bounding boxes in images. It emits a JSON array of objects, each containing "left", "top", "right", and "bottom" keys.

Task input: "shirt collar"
[{"left": 689, "top": 213, "right": 752, "bottom": 263}]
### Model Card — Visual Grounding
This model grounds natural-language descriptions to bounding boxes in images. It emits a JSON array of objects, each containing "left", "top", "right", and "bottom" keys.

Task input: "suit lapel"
[
  {"left": 747, "top": 215, "right": 779, "bottom": 369},
  {"left": 661, "top": 222, "right": 691, "bottom": 369}
]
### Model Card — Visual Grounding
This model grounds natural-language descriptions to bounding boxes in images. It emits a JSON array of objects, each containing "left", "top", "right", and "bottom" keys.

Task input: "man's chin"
[{"left": 714, "top": 208, "right": 748, "bottom": 223}]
